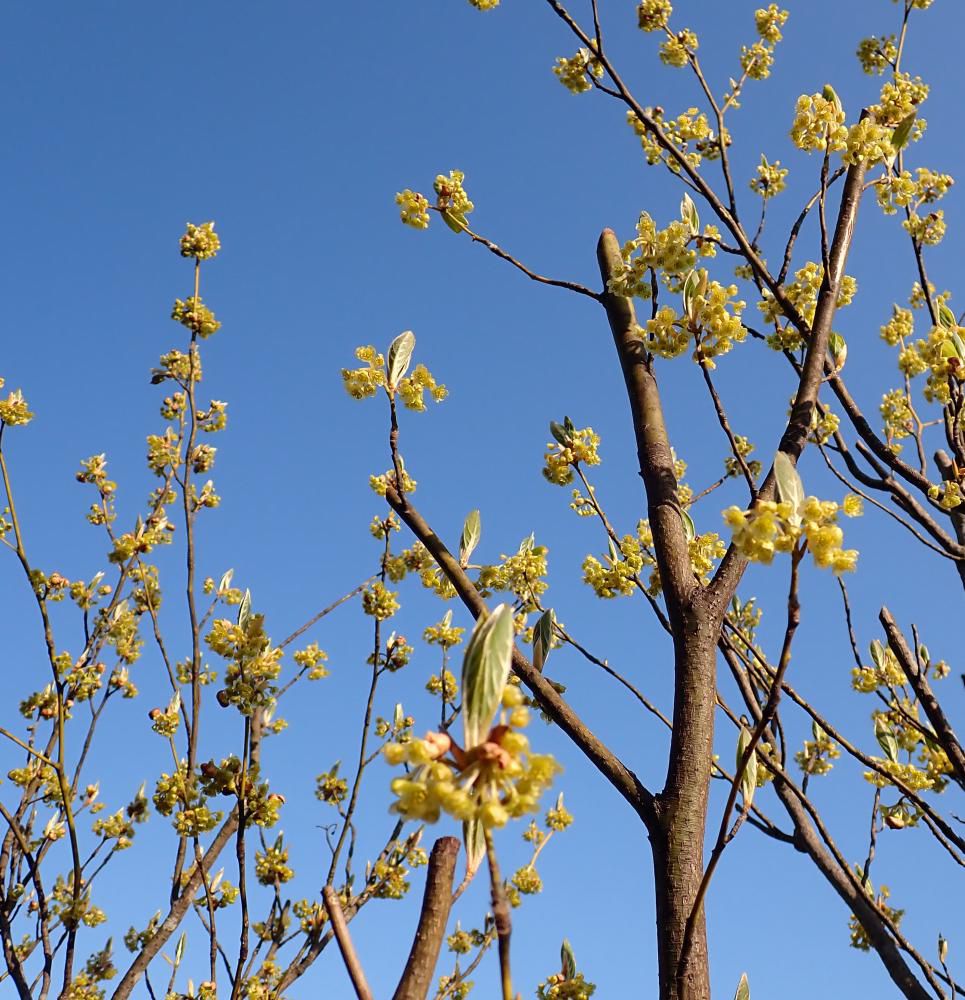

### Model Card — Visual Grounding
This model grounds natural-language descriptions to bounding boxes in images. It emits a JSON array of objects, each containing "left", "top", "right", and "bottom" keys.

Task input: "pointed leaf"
[
  {"left": 774, "top": 451, "right": 805, "bottom": 527},
  {"left": 549, "top": 420, "right": 569, "bottom": 446},
  {"left": 737, "top": 725, "right": 757, "bottom": 808},
  {"left": 441, "top": 209, "right": 468, "bottom": 233},
  {"left": 461, "top": 604, "right": 515, "bottom": 748},
  {"left": 891, "top": 112, "right": 917, "bottom": 153},
  {"left": 460, "top": 509, "right": 482, "bottom": 568},
  {"left": 533, "top": 608, "right": 555, "bottom": 673},
  {"left": 680, "top": 192, "right": 699, "bottom": 236},
  {"left": 238, "top": 589, "right": 252, "bottom": 631},
  {"left": 387, "top": 330, "right": 416, "bottom": 387},
  {"left": 681, "top": 509, "right": 696, "bottom": 543},
  {"left": 561, "top": 939, "right": 577, "bottom": 980},
  {"left": 937, "top": 303, "right": 957, "bottom": 329},
  {"left": 734, "top": 972, "right": 750, "bottom": 1000},
  {"left": 869, "top": 640, "right": 885, "bottom": 671},
  {"left": 828, "top": 332, "right": 847, "bottom": 371},
  {"left": 875, "top": 716, "right": 900, "bottom": 764},
  {"left": 218, "top": 568, "right": 234, "bottom": 594},
  {"left": 463, "top": 818, "right": 486, "bottom": 875}
]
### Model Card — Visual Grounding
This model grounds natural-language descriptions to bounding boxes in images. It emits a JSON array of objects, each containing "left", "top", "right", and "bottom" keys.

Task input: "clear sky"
[{"left": 1, "top": 1, "right": 962, "bottom": 997}]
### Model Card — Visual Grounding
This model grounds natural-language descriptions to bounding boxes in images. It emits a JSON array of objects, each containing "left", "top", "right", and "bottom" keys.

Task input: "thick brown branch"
[
  {"left": 392, "top": 837, "right": 460, "bottom": 1000},
  {"left": 597, "top": 228, "right": 695, "bottom": 625}
]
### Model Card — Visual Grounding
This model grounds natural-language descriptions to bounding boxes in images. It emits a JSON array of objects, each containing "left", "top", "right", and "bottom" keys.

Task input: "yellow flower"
[
  {"left": 179, "top": 221, "right": 220, "bottom": 260},
  {"left": 396, "top": 189, "right": 430, "bottom": 229}
]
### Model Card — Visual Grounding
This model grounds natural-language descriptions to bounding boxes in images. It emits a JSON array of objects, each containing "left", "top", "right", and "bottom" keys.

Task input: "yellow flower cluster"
[
  {"left": 740, "top": 42, "right": 773, "bottom": 81},
  {"left": 179, "top": 221, "right": 220, "bottom": 260},
  {"left": 637, "top": 0, "right": 672, "bottom": 32},
  {"left": 396, "top": 189, "right": 430, "bottom": 229},
  {"left": 398, "top": 364, "right": 447, "bottom": 411},
  {"left": 790, "top": 92, "right": 847, "bottom": 153},
  {"left": 553, "top": 48, "right": 603, "bottom": 94},
  {"left": 171, "top": 296, "right": 221, "bottom": 338},
  {"left": 842, "top": 118, "right": 893, "bottom": 166},
  {"left": 880, "top": 388, "right": 914, "bottom": 444},
  {"left": 759, "top": 262, "right": 856, "bottom": 347},
  {"left": 879, "top": 305, "right": 913, "bottom": 349},
  {"left": 434, "top": 170, "right": 474, "bottom": 217},
  {"left": 607, "top": 211, "right": 695, "bottom": 299},
  {"left": 660, "top": 29, "right": 697, "bottom": 68},
  {"left": 871, "top": 72, "right": 928, "bottom": 126},
  {"left": 0, "top": 380, "right": 33, "bottom": 426},
  {"left": 627, "top": 107, "right": 718, "bottom": 172},
  {"left": 928, "top": 480, "right": 963, "bottom": 510},
  {"left": 477, "top": 538, "right": 549, "bottom": 612},
  {"left": 754, "top": 4, "right": 789, "bottom": 44},
  {"left": 542, "top": 426, "right": 601, "bottom": 486},
  {"left": 361, "top": 581, "right": 399, "bottom": 621},
  {"left": 903, "top": 210, "right": 945, "bottom": 246},
  {"left": 723, "top": 495, "right": 859, "bottom": 572},
  {"left": 856, "top": 35, "right": 897, "bottom": 75},
  {"left": 794, "top": 726, "right": 840, "bottom": 776},
  {"left": 424, "top": 612, "right": 465, "bottom": 648},
  {"left": 749, "top": 155, "right": 788, "bottom": 198},
  {"left": 468, "top": 0, "right": 500, "bottom": 8},
  {"left": 341, "top": 345, "right": 386, "bottom": 400},
  {"left": 849, "top": 881, "right": 904, "bottom": 952},
  {"left": 384, "top": 686, "right": 560, "bottom": 829},
  {"left": 582, "top": 532, "right": 651, "bottom": 599},
  {"left": 724, "top": 435, "right": 763, "bottom": 480},
  {"left": 691, "top": 280, "right": 748, "bottom": 364}
]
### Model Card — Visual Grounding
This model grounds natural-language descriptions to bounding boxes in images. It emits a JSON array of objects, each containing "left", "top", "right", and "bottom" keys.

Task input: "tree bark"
[{"left": 597, "top": 232, "right": 719, "bottom": 1000}]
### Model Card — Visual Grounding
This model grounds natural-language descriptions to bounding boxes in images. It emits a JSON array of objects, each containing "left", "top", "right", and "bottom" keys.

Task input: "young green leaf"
[
  {"left": 681, "top": 509, "right": 696, "bottom": 543},
  {"left": 550, "top": 420, "right": 570, "bottom": 446},
  {"left": 891, "top": 111, "right": 917, "bottom": 153},
  {"left": 875, "top": 716, "right": 900, "bottom": 764},
  {"left": 460, "top": 509, "right": 482, "bottom": 567},
  {"left": 828, "top": 332, "right": 847, "bottom": 371},
  {"left": 441, "top": 209, "right": 468, "bottom": 233},
  {"left": 561, "top": 939, "right": 578, "bottom": 980},
  {"left": 533, "top": 608, "right": 555, "bottom": 673},
  {"left": 463, "top": 817, "right": 486, "bottom": 875},
  {"left": 387, "top": 330, "right": 416, "bottom": 387},
  {"left": 869, "top": 639, "right": 885, "bottom": 671},
  {"left": 238, "top": 589, "right": 252, "bottom": 631},
  {"left": 734, "top": 972, "right": 750, "bottom": 1000},
  {"left": 461, "top": 604, "right": 515, "bottom": 748},
  {"left": 774, "top": 451, "right": 804, "bottom": 527},
  {"left": 680, "top": 191, "right": 700, "bottom": 236},
  {"left": 736, "top": 726, "right": 758, "bottom": 808},
  {"left": 218, "top": 568, "right": 234, "bottom": 594}
]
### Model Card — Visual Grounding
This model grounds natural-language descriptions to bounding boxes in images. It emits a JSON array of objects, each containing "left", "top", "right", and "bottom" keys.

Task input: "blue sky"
[{"left": 1, "top": 1, "right": 963, "bottom": 997}]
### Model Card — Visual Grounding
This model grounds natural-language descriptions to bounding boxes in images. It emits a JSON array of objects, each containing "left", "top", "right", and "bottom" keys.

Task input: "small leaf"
[
  {"left": 774, "top": 451, "right": 804, "bottom": 527},
  {"left": 549, "top": 420, "right": 569, "bottom": 446},
  {"left": 174, "top": 932, "right": 187, "bottom": 966},
  {"left": 869, "top": 640, "right": 885, "bottom": 671},
  {"left": 682, "top": 269, "right": 700, "bottom": 321},
  {"left": 917, "top": 643, "right": 930, "bottom": 666},
  {"left": 822, "top": 83, "right": 843, "bottom": 117},
  {"left": 461, "top": 604, "right": 515, "bottom": 748},
  {"left": 518, "top": 532, "right": 535, "bottom": 554},
  {"left": 828, "top": 332, "right": 847, "bottom": 371},
  {"left": 393, "top": 703, "right": 404, "bottom": 729},
  {"left": 460, "top": 509, "right": 482, "bottom": 568},
  {"left": 891, "top": 112, "right": 917, "bottom": 153},
  {"left": 875, "top": 716, "right": 900, "bottom": 764},
  {"left": 238, "top": 589, "right": 252, "bottom": 631},
  {"left": 387, "top": 330, "right": 416, "bottom": 387},
  {"left": 681, "top": 509, "right": 696, "bottom": 543},
  {"left": 939, "top": 934, "right": 949, "bottom": 965},
  {"left": 736, "top": 726, "right": 757, "bottom": 808},
  {"left": 561, "top": 939, "right": 577, "bottom": 980},
  {"left": 463, "top": 818, "right": 486, "bottom": 874},
  {"left": 680, "top": 192, "right": 700, "bottom": 236},
  {"left": 734, "top": 972, "right": 750, "bottom": 1000},
  {"left": 218, "top": 568, "right": 234, "bottom": 594},
  {"left": 441, "top": 209, "right": 468, "bottom": 233},
  {"left": 533, "top": 608, "right": 555, "bottom": 673},
  {"left": 937, "top": 302, "right": 957, "bottom": 329}
]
